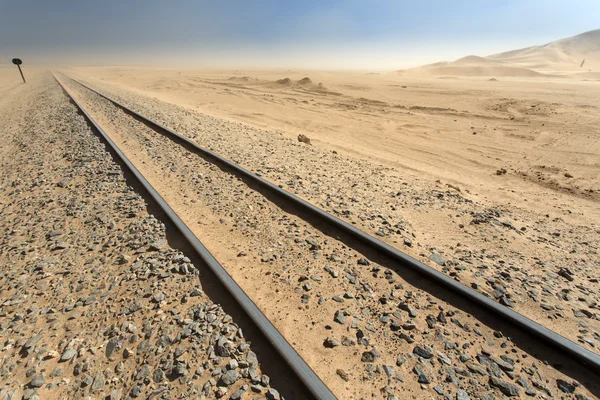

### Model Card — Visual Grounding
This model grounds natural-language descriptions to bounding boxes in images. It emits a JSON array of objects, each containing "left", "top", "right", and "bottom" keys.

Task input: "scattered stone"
[
  {"left": 361, "top": 349, "right": 379, "bottom": 362},
  {"left": 266, "top": 388, "right": 281, "bottom": 400},
  {"left": 91, "top": 372, "right": 105, "bottom": 391},
  {"left": 297, "top": 134, "right": 311, "bottom": 144},
  {"left": 219, "top": 370, "right": 240, "bottom": 387},
  {"left": 29, "top": 375, "right": 44, "bottom": 388},
  {"left": 490, "top": 376, "right": 520, "bottom": 397},
  {"left": 558, "top": 267, "right": 574, "bottom": 281},
  {"left": 413, "top": 364, "right": 430, "bottom": 384},
  {"left": 456, "top": 389, "right": 470, "bottom": 400},
  {"left": 429, "top": 253, "right": 446, "bottom": 266},
  {"left": 60, "top": 348, "right": 77, "bottom": 362},
  {"left": 336, "top": 369, "right": 349, "bottom": 382},
  {"left": 334, "top": 310, "right": 346, "bottom": 324},
  {"left": 556, "top": 379, "right": 575, "bottom": 394},
  {"left": 413, "top": 345, "right": 434, "bottom": 359}
]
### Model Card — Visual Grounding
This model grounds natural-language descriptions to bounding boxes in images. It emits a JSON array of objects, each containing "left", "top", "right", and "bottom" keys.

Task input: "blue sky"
[{"left": 1, "top": 0, "right": 599, "bottom": 69}]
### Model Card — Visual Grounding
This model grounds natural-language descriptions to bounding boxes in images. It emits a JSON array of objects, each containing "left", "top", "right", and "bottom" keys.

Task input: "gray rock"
[
  {"left": 556, "top": 379, "right": 575, "bottom": 394},
  {"left": 106, "top": 338, "right": 119, "bottom": 358},
  {"left": 219, "top": 369, "right": 239, "bottom": 386},
  {"left": 262, "top": 374, "right": 270, "bottom": 386},
  {"left": 334, "top": 310, "right": 346, "bottom": 324},
  {"left": 130, "top": 385, "right": 143, "bottom": 397},
  {"left": 92, "top": 372, "right": 105, "bottom": 391},
  {"left": 246, "top": 351, "right": 259, "bottom": 367},
  {"left": 152, "top": 292, "right": 165, "bottom": 303},
  {"left": 437, "top": 311, "right": 447, "bottom": 324},
  {"left": 136, "top": 364, "right": 151, "bottom": 380},
  {"left": 396, "top": 354, "right": 411, "bottom": 366},
  {"left": 216, "top": 336, "right": 232, "bottom": 357},
  {"left": 153, "top": 368, "right": 165, "bottom": 382},
  {"left": 81, "top": 375, "right": 93, "bottom": 387},
  {"left": 361, "top": 350, "right": 378, "bottom": 362},
  {"left": 490, "top": 376, "right": 519, "bottom": 397},
  {"left": 266, "top": 388, "right": 281, "bottom": 400},
  {"left": 429, "top": 252, "right": 446, "bottom": 266},
  {"left": 323, "top": 337, "right": 340, "bottom": 348},
  {"left": 29, "top": 375, "right": 44, "bottom": 388},
  {"left": 456, "top": 389, "right": 470, "bottom": 400},
  {"left": 413, "top": 364, "right": 430, "bottom": 384},
  {"left": 413, "top": 345, "right": 433, "bottom": 359},
  {"left": 492, "top": 356, "right": 514, "bottom": 371},
  {"left": 425, "top": 315, "right": 436, "bottom": 329},
  {"left": 383, "top": 365, "right": 394, "bottom": 378},
  {"left": 558, "top": 268, "right": 574, "bottom": 281},
  {"left": 466, "top": 363, "right": 486, "bottom": 375},
  {"left": 60, "top": 348, "right": 76, "bottom": 361},
  {"left": 174, "top": 362, "right": 187, "bottom": 376},
  {"left": 23, "top": 334, "right": 43, "bottom": 354},
  {"left": 230, "top": 389, "right": 245, "bottom": 400},
  {"left": 499, "top": 296, "right": 514, "bottom": 308}
]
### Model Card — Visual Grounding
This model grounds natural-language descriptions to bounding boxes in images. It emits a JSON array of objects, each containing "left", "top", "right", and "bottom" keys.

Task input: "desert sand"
[
  {"left": 2, "top": 29, "right": 600, "bottom": 399},
  {"left": 400, "top": 28, "right": 600, "bottom": 78},
  {"left": 68, "top": 32, "right": 600, "bottom": 228}
]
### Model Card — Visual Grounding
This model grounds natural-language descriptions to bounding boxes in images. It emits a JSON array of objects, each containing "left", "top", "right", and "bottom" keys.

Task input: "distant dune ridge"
[{"left": 398, "top": 29, "right": 600, "bottom": 78}]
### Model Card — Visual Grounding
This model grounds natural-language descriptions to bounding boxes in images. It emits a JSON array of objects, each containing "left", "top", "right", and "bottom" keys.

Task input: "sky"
[{"left": 1, "top": 0, "right": 599, "bottom": 70}]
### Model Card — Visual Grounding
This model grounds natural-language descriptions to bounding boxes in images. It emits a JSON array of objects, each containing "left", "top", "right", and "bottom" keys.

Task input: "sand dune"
[
  {"left": 399, "top": 28, "right": 600, "bottom": 77},
  {"left": 398, "top": 65, "right": 544, "bottom": 77}
]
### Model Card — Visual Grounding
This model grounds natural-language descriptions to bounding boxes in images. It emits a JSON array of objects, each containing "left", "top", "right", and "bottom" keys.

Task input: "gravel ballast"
[
  {"left": 54, "top": 74, "right": 600, "bottom": 399},
  {"left": 0, "top": 73, "right": 279, "bottom": 399}
]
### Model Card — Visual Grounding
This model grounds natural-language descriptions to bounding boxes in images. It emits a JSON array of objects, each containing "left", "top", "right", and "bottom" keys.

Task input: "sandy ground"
[
  {"left": 68, "top": 66, "right": 600, "bottom": 228},
  {"left": 64, "top": 67, "right": 600, "bottom": 342},
  {"left": 0, "top": 70, "right": 283, "bottom": 400},
  {"left": 42, "top": 65, "right": 599, "bottom": 399},
  {"left": 1, "top": 59, "right": 600, "bottom": 399}
]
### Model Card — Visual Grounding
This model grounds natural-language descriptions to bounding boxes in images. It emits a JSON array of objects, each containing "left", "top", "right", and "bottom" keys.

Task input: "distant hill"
[{"left": 397, "top": 29, "right": 600, "bottom": 78}]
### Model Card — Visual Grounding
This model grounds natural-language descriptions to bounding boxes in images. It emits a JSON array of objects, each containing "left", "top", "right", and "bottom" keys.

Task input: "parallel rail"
[
  {"left": 53, "top": 73, "right": 336, "bottom": 400},
  {"left": 58, "top": 73, "right": 600, "bottom": 375}
]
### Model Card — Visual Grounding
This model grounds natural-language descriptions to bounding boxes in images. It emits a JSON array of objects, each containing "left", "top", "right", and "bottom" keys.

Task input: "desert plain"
[{"left": 1, "top": 29, "right": 600, "bottom": 399}]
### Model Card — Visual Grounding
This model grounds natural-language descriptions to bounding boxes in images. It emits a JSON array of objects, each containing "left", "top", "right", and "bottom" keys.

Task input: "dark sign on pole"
[{"left": 12, "top": 58, "right": 26, "bottom": 83}]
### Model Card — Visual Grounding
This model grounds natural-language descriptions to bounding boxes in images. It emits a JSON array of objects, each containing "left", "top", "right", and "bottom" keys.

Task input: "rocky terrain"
[
  {"left": 54, "top": 73, "right": 600, "bottom": 399},
  {"left": 69, "top": 73, "right": 600, "bottom": 357},
  {"left": 0, "top": 73, "right": 280, "bottom": 399}
]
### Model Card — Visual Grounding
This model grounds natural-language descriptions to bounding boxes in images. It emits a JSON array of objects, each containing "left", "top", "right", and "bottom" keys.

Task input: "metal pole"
[{"left": 17, "top": 64, "right": 26, "bottom": 83}]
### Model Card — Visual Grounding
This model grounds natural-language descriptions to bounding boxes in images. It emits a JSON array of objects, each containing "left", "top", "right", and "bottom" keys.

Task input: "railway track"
[
  {"left": 53, "top": 73, "right": 336, "bottom": 400},
  {"left": 54, "top": 71, "right": 600, "bottom": 397}
]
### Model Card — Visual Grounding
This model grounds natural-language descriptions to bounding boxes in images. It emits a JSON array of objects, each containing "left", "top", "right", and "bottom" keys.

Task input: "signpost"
[{"left": 12, "top": 58, "right": 26, "bottom": 83}]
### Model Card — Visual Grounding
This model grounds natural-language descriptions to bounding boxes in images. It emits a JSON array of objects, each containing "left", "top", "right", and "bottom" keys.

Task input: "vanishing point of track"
[{"left": 54, "top": 72, "right": 600, "bottom": 384}]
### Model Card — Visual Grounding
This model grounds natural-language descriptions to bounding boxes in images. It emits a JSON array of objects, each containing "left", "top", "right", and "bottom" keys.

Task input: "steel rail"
[
  {"left": 62, "top": 73, "right": 600, "bottom": 374},
  {"left": 52, "top": 73, "right": 337, "bottom": 400}
]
